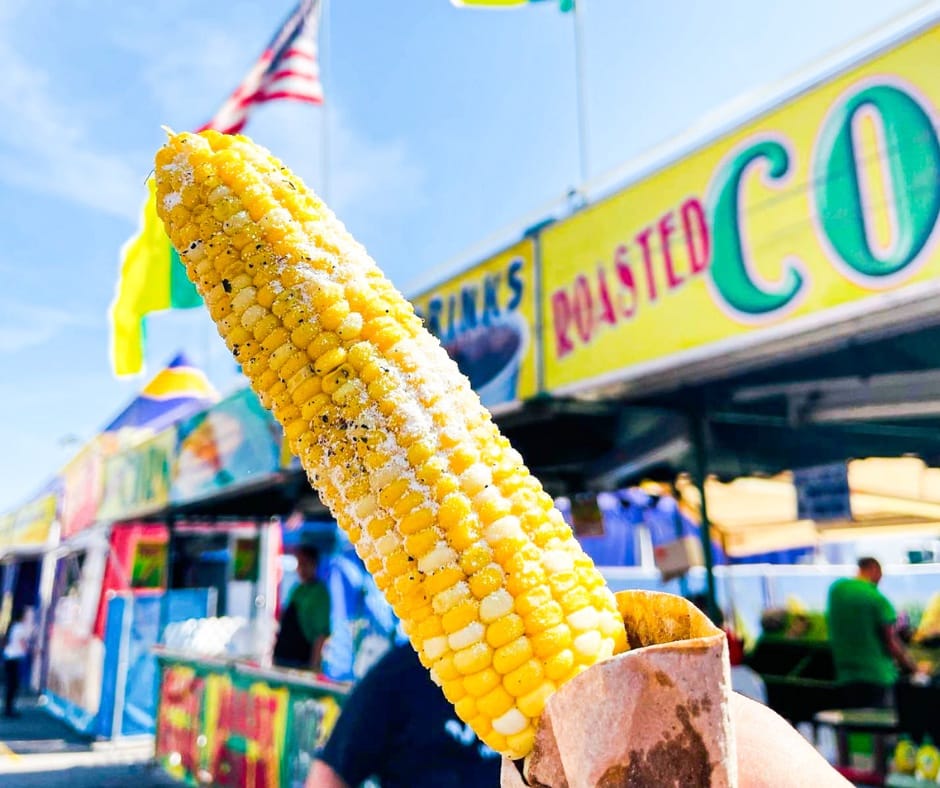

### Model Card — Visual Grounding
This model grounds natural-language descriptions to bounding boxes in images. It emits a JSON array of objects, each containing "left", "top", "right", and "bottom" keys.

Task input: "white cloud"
[
  {"left": 247, "top": 104, "right": 427, "bottom": 225},
  {"left": 127, "top": 13, "right": 252, "bottom": 128},
  {"left": 0, "top": 299, "right": 88, "bottom": 353},
  {"left": 0, "top": 10, "right": 141, "bottom": 220},
  {"left": 114, "top": 2, "right": 297, "bottom": 130}
]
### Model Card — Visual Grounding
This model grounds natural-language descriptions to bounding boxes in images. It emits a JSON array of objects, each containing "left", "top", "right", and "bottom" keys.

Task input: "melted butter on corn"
[{"left": 154, "top": 129, "right": 627, "bottom": 760}]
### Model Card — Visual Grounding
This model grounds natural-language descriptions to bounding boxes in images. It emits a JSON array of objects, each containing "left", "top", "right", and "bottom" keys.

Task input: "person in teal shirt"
[
  {"left": 274, "top": 545, "right": 332, "bottom": 671},
  {"left": 826, "top": 557, "right": 918, "bottom": 708}
]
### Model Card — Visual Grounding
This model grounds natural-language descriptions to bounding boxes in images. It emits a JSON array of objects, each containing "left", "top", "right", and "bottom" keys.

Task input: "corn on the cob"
[{"left": 154, "top": 129, "right": 627, "bottom": 759}]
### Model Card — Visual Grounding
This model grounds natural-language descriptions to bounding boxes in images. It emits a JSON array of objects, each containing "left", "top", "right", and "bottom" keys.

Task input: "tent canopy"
[
  {"left": 497, "top": 318, "right": 940, "bottom": 497},
  {"left": 676, "top": 457, "right": 940, "bottom": 558},
  {"left": 103, "top": 352, "right": 219, "bottom": 435}
]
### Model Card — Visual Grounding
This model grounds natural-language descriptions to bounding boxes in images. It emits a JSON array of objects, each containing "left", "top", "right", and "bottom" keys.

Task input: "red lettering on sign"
[
  {"left": 659, "top": 213, "right": 683, "bottom": 290},
  {"left": 635, "top": 228, "right": 658, "bottom": 302},
  {"left": 596, "top": 267, "right": 617, "bottom": 327},
  {"left": 681, "top": 198, "right": 710, "bottom": 274},
  {"left": 550, "top": 195, "right": 710, "bottom": 359},
  {"left": 614, "top": 245, "right": 637, "bottom": 319},
  {"left": 573, "top": 274, "right": 594, "bottom": 343},
  {"left": 551, "top": 290, "right": 574, "bottom": 358}
]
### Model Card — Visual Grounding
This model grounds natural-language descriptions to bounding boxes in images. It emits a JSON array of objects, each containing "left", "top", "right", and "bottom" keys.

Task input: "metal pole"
[
  {"left": 319, "top": 0, "right": 332, "bottom": 203},
  {"left": 690, "top": 411, "right": 721, "bottom": 625},
  {"left": 571, "top": 0, "right": 590, "bottom": 186},
  {"left": 671, "top": 498, "right": 690, "bottom": 598}
]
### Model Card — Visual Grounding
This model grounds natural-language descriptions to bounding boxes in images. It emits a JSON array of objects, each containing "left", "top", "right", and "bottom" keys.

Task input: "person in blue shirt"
[
  {"left": 306, "top": 642, "right": 501, "bottom": 788},
  {"left": 306, "top": 642, "right": 851, "bottom": 788}
]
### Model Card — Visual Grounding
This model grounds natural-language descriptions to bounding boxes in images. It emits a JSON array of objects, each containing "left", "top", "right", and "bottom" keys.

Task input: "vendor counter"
[{"left": 153, "top": 647, "right": 351, "bottom": 788}]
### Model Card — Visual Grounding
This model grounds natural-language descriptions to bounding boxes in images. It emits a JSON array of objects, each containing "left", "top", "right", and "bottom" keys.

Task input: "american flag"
[{"left": 200, "top": 0, "right": 324, "bottom": 135}]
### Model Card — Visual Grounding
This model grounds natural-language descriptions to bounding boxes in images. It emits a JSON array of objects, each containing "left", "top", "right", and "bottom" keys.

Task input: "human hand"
[{"left": 732, "top": 693, "right": 851, "bottom": 787}]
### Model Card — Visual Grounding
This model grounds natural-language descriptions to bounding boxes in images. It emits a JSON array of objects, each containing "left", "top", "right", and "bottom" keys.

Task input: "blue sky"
[{"left": 0, "top": 0, "right": 926, "bottom": 512}]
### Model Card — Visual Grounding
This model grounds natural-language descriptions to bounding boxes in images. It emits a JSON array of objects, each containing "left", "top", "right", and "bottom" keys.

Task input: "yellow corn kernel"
[
  {"left": 464, "top": 668, "right": 500, "bottom": 698},
  {"left": 336, "top": 312, "right": 364, "bottom": 340},
  {"left": 468, "top": 566, "right": 504, "bottom": 600},
  {"left": 493, "top": 636, "right": 533, "bottom": 675},
  {"left": 392, "top": 491, "right": 425, "bottom": 519},
  {"left": 403, "top": 528, "right": 438, "bottom": 558},
  {"left": 529, "top": 624, "right": 572, "bottom": 658},
  {"left": 454, "top": 643, "right": 492, "bottom": 676},
  {"left": 454, "top": 696, "right": 477, "bottom": 723},
  {"left": 441, "top": 678, "right": 466, "bottom": 705},
  {"left": 321, "top": 364, "right": 353, "bottom": 394},
  {"left": 447, "top": 518, "right": 482, "bottom": 553},
  {"left": 398, "top": 507, "right": 435, "bottom": 535},
  {"left": 433, "top": 654, "right": 461, "bottom": 683},
  {"left": 291, "top": 376, "right": 323, "bottom": 407},
  {"left": 517, "top": 682, "right": 557, "bottom": 719},
  {"left": 417, "top": 615, "right": 444, "bottom": 640},
  {"left": 313, "top": 346, "right": 347, "bottom": 376},
  {"left": 441, "top": 600, "right": 479, "bottom": 634},
  {"left": 436, "top": 493, "right": 471, "bottom": 528},
  {"left": 424, "top": 566, "right": 463, "bottom": 597},
  {"left": 503, "top": 658, "right": 544, "bottom": 698},
  {"left": 506, "top": 729, "right": 535, "bottom": 759},
  {"left": 458, "top": 543, "right": 493, "bottom": 575},
  {"left": 483, "top": 731, "right": 509, "bottom": 757},
  {"left": 515, "top": 585, "right": 553, "bottom": 617},
  {"left": 486, "top": 615, "right": 525, "bottom": 649},
  {"left": 524, "top": 601, "right": 564, "bottom": 634},
  {"left": 378, "top": 478, "right": 409, "bottom": 508},
  {"left": 543, "top": 649, "right": 576, "bottom": 682},
  {"left": 477, "top": 686, "right": 514, "bottom": 719}
]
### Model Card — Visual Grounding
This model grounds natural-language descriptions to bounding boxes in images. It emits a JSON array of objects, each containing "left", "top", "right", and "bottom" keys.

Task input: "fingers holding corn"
[{"left": 154, "top": 130, "right": 627, "bottom": 759}]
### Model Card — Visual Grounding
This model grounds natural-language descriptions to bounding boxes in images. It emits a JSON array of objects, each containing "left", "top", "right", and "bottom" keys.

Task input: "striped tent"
[{"left": 103, "top": 352, "right": 219, "bottom": 434}]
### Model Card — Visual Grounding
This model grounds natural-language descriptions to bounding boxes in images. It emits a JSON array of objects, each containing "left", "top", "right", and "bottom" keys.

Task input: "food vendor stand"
[
  {"left": 0, "top": 490, "right": 59, "bottom": 695},
  {"left": 152, "top": 647, "right": 350, "bottom": 788},
  {"left": 145, "top": 384, "right": 376, "bottom": 785}
]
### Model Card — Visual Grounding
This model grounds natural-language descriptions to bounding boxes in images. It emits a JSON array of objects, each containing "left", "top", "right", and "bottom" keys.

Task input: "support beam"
[{"left": 689, "top": 411, "right": 721, "bottom": 625}]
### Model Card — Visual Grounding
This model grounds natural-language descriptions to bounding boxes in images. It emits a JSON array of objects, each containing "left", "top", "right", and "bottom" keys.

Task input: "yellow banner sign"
[
  {"left": 541, "top": 22, "right": 940, "bottom": 392},
  {"left": 11, "top": 492, "right": 57, "bottom": 548},
  {"left": 411, "top": 239, "right": 537, "bottom": 409},
  {"left": 99, "top": 428, "right": 175, "bottom": 521}
]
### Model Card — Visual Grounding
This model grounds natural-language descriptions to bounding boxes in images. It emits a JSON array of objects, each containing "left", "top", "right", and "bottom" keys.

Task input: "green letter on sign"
[
  {"left": 708, "top": 139, "right": 805, "bottom": 317},
  {"left": 814, "top": 84, "right": 940, "bottom": 279}
]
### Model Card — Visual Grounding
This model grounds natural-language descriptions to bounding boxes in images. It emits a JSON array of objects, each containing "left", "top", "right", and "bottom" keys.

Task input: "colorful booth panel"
[
  {"left": 155, "top": 653, "right": 348, "bottom": 788},
  {"left": 411, "top": 239, "right": 538, "bottom": 410},
  {"left": 60, "top": 437, "right": 105, "bottom": 539},
  {"left": 10, "top": 492, "right": 57, "bottom": 550},
  {"left": 98, "top": 428, "right": 175, "bottom": 522},
  {"left": 172, "top": 388, "right": 282, "bottom": 503}
]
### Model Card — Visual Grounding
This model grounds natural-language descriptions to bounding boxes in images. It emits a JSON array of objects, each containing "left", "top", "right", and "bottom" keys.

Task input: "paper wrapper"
[{"left": 501, "top": 590, "right": 736, "bottom": 788}]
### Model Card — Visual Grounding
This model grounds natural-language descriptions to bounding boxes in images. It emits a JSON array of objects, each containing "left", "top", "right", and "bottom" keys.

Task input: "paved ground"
[
  {"left": 0, "top": 696, "right": 180, "bottom": 786},
  {"left": 3, "top": 761, "right": 183, "bottom": 787}
]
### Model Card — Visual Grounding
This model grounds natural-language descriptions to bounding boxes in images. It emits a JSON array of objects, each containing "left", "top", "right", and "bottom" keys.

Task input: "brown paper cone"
[{"left": 501, "top": 590, "right": 736, "bottom": 788}]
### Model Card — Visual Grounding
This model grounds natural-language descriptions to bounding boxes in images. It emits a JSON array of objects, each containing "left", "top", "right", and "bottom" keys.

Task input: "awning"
[
  {"left": 103, "top": 352, "right": 219, "bottom": 436},
  {"left": 677, "top": 457, "right": 940, "bottom": 558}
]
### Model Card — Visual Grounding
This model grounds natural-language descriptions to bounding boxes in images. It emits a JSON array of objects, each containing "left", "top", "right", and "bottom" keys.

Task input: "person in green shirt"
[
  {"left": 826, "top": 556, "right": 918, "bottom": 709},
  {"left": 273, "top": 545, "right": 332, "bottom": 671}
]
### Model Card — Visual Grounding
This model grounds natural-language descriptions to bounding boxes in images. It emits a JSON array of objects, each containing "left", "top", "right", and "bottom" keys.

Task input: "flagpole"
[
  {"left": 320, "top": 0, "right": 332, "bottom": 203},
  {"left": 572, "top": 0, "right": 590, "bottom": 187}
]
